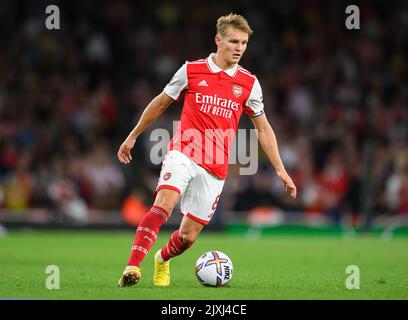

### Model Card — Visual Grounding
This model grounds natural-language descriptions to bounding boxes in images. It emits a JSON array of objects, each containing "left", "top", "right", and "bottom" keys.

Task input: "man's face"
[{"left": 216, "top": 26, "right": 249, "bottom": 66}]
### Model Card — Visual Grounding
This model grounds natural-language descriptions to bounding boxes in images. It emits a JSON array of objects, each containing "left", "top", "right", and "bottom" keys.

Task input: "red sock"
[
  {"left": 161, "top": 230, "right": 194, "bottom": 261},
  {"left": 127, "top": 206, "right": 169, "bottom": 267}
]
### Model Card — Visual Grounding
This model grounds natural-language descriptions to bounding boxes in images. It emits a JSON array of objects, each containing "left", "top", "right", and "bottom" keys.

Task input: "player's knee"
[
  {"left": 154, "top": 201, "right": 175, "bottom": 215},
  {"left": 179, "top": 230, "right": 197, "bottom": 246},
  {"left": 154, "top": 190, "right": 179, "bottom": 214}
]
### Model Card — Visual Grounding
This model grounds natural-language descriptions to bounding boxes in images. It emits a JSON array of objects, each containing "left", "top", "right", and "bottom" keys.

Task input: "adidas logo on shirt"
[{"left": 198, "top": 80, "right": 208, "bottom": 86}]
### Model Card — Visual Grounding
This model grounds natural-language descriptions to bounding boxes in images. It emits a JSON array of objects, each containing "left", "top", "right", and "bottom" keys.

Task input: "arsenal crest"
[{"left": 232, "top": 85, "right": 243, "bottom": 98}]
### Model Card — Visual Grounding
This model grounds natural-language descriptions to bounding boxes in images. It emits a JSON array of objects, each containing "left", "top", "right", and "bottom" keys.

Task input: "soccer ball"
[{"left": 195, "top": 251, "right": 233, "bottom": 287}]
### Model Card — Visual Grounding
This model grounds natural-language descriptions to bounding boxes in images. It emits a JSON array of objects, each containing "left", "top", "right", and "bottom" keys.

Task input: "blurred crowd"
[{"left": 0, "top": 0, "right": 407, "bottom": 226}]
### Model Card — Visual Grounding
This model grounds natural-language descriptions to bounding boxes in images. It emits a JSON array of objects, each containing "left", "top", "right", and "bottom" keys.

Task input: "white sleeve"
[
  {"left": 244, "top": 77, "right": 264, "bottom": 117},
  {"left": 163, "top": 63, "right": 188, "bottom": 100}
]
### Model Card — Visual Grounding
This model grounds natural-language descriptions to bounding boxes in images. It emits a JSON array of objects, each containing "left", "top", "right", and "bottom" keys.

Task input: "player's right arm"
[
  {"left": 118, "top": 63, "right": 187, "bottom": 164},
  {"left": 117, "top": 92, "right": 174, "bottom": 164}
]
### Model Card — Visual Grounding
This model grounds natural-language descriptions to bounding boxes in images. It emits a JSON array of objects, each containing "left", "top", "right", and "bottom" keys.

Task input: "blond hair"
[{"left": 216, "top": 13, "right": 253, "bottom": 37}]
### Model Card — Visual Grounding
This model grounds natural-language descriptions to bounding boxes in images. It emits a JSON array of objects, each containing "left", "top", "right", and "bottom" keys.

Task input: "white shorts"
[{"left": 155, "top": 150, "right": 225, "bottom": 225}]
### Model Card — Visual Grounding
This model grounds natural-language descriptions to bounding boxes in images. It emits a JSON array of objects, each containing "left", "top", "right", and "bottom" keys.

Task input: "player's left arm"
[{"left": 251, "top": 114, "right": 297, "bottom": 199}]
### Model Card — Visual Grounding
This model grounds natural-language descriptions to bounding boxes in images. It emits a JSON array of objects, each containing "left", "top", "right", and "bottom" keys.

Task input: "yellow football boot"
[
  {"left": 117, "top": 266, "right": 141, "bottom": 287},
  {"left": 153, "top": 250, "right": 170, "bottom": 286}
]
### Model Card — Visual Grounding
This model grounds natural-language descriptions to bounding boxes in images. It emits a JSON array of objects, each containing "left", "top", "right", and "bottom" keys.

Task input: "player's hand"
[
  {"left": 276, "top": 169, "right": 297, "bottom": 199},
  {"left": 117, "top": 136, "right": 136, "bottom": 164}
]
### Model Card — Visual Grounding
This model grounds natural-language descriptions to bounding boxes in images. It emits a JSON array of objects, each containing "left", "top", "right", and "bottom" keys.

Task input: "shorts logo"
[
  {"left": 232, "top": 85, "right": 243, "bottom": 98},
  {"left": 163, "top": 172, "right": 171, "bottom": 181}
]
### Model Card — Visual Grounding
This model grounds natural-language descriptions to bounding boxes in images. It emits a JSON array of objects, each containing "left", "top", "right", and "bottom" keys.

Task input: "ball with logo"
[{"left": 194, "top": 251, "right": 233, "bottom": 287}]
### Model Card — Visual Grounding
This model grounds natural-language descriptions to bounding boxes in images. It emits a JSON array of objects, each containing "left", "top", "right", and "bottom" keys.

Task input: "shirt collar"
[{"left": 207, "top": 53, "right": 238, "bottom": 77}]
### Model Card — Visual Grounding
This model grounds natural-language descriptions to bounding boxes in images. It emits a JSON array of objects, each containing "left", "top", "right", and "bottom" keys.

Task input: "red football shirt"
[{"left": 163, "top": 53, "right": 264, "bottom": 179}]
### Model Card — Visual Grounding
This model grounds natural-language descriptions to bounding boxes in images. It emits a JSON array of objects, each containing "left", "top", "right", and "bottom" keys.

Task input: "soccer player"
[{"left": 117, "top": 13, "right": 297, "bottom": 287}]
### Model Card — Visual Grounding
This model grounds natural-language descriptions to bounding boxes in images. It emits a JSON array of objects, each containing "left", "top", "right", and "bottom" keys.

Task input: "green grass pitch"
[{"left": 0, "top": 230, "right": 407, "bottom": 300}]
